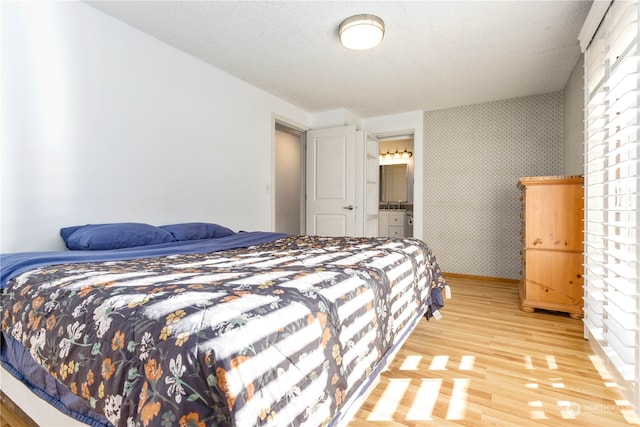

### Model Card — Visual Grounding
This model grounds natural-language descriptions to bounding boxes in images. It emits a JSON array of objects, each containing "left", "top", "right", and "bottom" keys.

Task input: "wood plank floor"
[
  {"left": 0, "top": 390, "right": 38, "bottom": 427},
  {"left": 1, "top": 276, "right": 638, "bottom": 426},
  {"left": 350, "top": 275, "right": 639, "bottom": 426}
]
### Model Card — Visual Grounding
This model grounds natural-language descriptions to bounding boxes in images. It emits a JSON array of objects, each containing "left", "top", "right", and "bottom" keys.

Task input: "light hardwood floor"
[
  {"left": 350, "top": 275, "right": 639, "bottom": 426},
  {"left": 1, "top": 276, "right": 638, "bottom": 426}
]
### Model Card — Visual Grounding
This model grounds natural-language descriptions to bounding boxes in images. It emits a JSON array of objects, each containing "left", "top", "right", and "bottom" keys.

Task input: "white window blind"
[{"left": 583, "top": 0, "right": 640, "bottom": 414}]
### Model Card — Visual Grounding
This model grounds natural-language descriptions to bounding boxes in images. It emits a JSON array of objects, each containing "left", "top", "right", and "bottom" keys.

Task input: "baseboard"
[{"left": 443, "top": 272, "right": 519, "bottom": 286}]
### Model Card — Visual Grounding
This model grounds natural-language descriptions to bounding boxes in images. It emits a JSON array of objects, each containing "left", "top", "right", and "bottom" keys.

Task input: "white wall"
[
  {"left": 1, "top": 1, "right": 311, "bottom": 252},
  {"left": 311, "top": 109, "right": 363, "bottom": 130},
  {"left": 563, "top": 54, "right": 585, "bottom": 175}
]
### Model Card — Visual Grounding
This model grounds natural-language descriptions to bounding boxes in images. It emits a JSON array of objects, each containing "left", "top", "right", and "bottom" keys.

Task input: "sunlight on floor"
[
  {"left": 524, "top": 355, "right": 534, "bottom": 370},
  {"left": 545, "top": 355, "right": 558, "bottom": 369},
  {"left": 459, "top": 355, "right": 475, "bottom": 370},
  {"left": 445, "top": 378, "right": 469, "bottom": 420},
  {"left": 550, "top": 377, "right": 565, "bottom": 389},
  {"left": 428, "top": 355, "right": 448, "bottom": 370},
  {"left": 365, "top": 353, "right": 639, "bottom": 424},
  {"left": 528, "top": 401, "right": 547, "bottom": 419},
  {"left": 589, "top": 354, "right": 614, "bottom": 381},
  {"left": 406, "top": 379, "right": 441, "bottom": 420},
  {"left": 557, "top": 400, "right": 579, "bottom": 419},
  {"left": 368, "top": 354, "right": 471, "bottom": 421},
  {"left": 399, "top": 355, "right": 422, "bottom": 370},
  {"left": 367, "top": 378, "right": 411, "bottom": 421}
]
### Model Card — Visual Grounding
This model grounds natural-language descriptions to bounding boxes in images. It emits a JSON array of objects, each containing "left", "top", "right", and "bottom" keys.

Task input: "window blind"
[{"left": 583, "top": 0, "right": 640, "bottom": 414}]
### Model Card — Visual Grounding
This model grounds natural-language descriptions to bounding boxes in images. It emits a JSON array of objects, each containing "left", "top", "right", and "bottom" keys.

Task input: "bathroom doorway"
[{"left": 378, "top": 136, "right": 414, "bottom": 237}]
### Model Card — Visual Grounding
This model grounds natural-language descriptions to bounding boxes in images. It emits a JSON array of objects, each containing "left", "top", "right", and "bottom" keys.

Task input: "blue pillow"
[
  {"left": 60, "top": 223, "right": 175, "bottom": 250},
  {"left": 159, "top": 222, "right": 235, "bottom": 241}
]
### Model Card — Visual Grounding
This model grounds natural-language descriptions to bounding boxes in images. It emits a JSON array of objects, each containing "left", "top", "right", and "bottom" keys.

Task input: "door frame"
[{"left": 272, "top": 114, "right": 309, "bottom": 234}]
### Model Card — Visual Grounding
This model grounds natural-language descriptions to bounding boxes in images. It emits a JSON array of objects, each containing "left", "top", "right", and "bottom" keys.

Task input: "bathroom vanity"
[{"left": 378, "top": 209, "right": 409, "bottom": 238}]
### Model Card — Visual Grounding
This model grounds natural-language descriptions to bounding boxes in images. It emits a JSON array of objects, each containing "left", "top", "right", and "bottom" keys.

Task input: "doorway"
[
  {"left": 274, "top": 121, "right": 305, "bottom": 235},
  {"left": 378, "top": 135, "right": 415, "bottom": 237}
]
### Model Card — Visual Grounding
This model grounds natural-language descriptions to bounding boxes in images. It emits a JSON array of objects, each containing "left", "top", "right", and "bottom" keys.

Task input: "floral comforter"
[{"left": 1, "top": 235, "right": 447, "bottom": 426}]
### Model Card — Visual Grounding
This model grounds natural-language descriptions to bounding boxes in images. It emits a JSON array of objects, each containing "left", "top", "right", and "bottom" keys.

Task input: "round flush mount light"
[{"left": 339, "top": 14, "right": 385, "bottom": 51}]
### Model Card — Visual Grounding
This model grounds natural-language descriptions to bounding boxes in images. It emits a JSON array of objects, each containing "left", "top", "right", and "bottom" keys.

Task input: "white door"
[
  {"left": 306, "top": 126, "right": 356, "bottom": 236},
  {"left": 358, "top": 130, "right": 379, "bottom": 237}
]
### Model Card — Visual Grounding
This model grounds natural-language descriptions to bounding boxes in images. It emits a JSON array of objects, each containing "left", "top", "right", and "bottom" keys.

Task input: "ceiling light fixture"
[{"left": 339, "top": 14, "right": 385, "bottom": 51}]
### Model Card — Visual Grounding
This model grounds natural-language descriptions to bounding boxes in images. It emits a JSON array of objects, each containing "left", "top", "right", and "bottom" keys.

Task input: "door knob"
[{"left": 343, "top": 205, "right": 354, "bottom": 210}]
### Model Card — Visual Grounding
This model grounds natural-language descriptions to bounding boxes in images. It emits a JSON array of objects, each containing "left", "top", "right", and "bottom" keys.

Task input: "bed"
[{"left": 0, "top": 222, "right": 448, "bottom": 427}]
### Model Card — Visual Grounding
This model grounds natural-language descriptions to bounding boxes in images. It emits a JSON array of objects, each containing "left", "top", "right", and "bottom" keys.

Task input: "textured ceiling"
[{"left": 86, "top": 1, "right": 593, "bottom": 118}]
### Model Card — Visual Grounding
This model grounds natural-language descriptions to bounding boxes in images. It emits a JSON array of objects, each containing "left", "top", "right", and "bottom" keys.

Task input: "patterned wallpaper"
[{"left": 423, "top": 92, "right": 563, "bottom": 279}]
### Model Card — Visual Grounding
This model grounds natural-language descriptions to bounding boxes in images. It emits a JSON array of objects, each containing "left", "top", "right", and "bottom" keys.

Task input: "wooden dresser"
[{"left": 518, "top": 175, "right": 584, "bottom": 319}]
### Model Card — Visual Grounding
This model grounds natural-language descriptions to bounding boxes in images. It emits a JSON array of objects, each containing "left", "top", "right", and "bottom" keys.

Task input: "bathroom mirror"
[{"left": 380, "top": 164, "right": 408, "bottom": 202}]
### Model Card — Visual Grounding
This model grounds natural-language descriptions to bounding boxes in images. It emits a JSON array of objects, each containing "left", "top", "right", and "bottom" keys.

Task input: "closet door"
[{"left": 306, "top": 126, "right": 356, "bottom": 236}]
